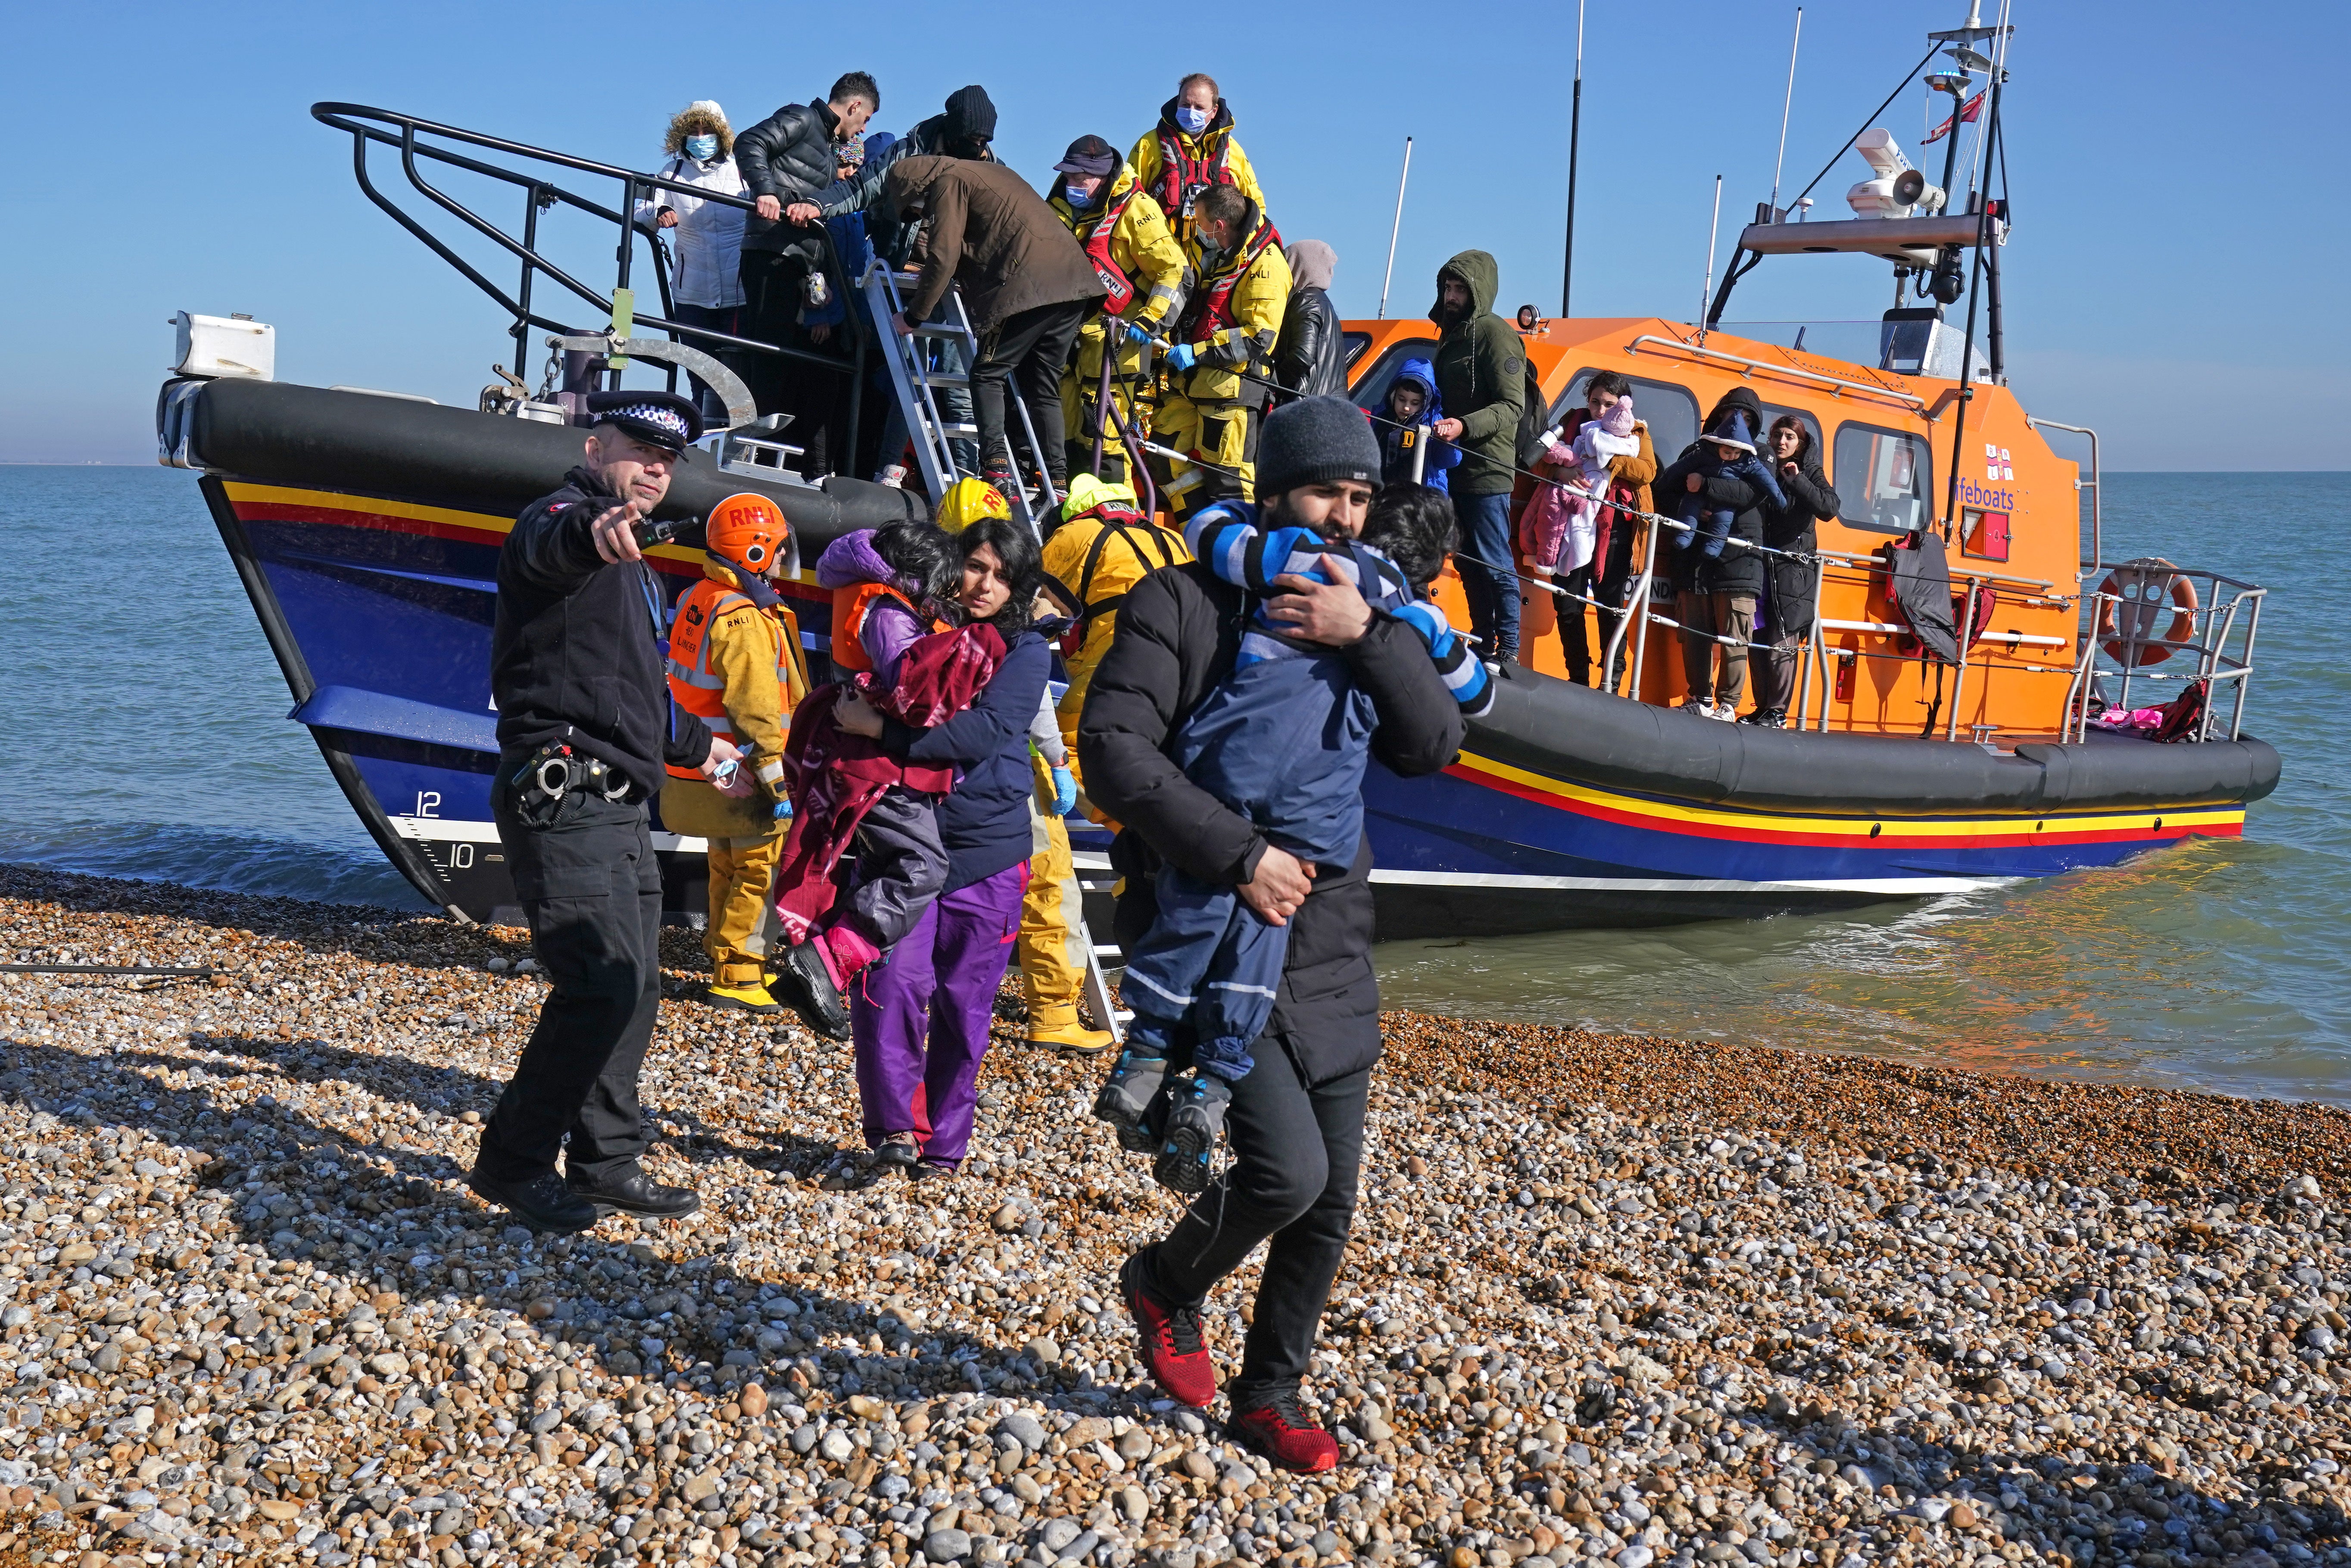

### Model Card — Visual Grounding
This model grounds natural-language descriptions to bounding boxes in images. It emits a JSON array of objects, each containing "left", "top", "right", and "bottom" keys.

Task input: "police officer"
[{"left": 469, "top": 389, "right": 749, "bottom": 1234}]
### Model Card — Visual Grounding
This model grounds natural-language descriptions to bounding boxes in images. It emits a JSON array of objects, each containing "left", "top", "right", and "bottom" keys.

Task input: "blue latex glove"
[
  {"left": 1166, "top": 342, "right": 1199, "bottom": 372},
  {"left": 773, "top": 796, "right": 794, "bottom": 821},
  {"left": 1123, "top": 320, "right": 1155, "bottom": 345},
  {"left": 1049, "top": 766, "right": 1078, "bottom": 818}
]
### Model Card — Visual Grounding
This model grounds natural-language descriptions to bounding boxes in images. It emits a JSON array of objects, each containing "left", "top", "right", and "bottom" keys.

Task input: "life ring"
[{"left": 2095, "top": 557, "right": 2196, "bottom": 666}]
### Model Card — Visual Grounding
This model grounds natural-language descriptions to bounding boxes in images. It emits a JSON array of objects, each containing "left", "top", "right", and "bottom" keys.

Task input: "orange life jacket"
[
  {"left": 828, "top": 580, "right": 934, "bottom": 674},
  {"left": 664, "top": 577, "right": 807, "bottom": 781},
  {"left": 1077, "top": 186, "right": 1141, "bottom": 316}
]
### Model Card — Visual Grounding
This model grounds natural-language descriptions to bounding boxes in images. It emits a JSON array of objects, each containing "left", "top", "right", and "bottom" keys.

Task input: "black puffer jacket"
[
  {"left": 1659, "top": 387, "right": 1769, "bottom": 598},
  {"left": 735, "top": 100, "right": 839, "bottom": 252},
  {"left": 1078, "top": 563, "right": 1465, "bottom": 1084},
  {"left": 1762, "top": 449, "right": 1839, "bottom": 637}
]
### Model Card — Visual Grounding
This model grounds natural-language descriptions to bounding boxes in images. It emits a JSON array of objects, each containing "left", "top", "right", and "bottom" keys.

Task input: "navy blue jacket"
[{"left": 882, "top": 631, "right": 1050, "bottom": 893}]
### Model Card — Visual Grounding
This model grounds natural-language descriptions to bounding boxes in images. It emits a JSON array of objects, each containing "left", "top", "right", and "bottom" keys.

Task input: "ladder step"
[
  {"left": 920, "top": 371, "right": 972, "bottom": 388},
  {"left": 936, "top": 422, "right": 979, "bottom": 437},
  {"left": 908, "top": 324, "right": 966, "bottom": 339}
]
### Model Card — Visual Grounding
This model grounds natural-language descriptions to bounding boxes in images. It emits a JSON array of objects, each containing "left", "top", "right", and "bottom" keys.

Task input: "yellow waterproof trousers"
[
  {"left": 1062, "top": 328, "right": 1154, "bottom": 482},
  {"left": 1155, "top": 395, "right": 1257, "bottom": 513},
  {"left": 704, "top": 829, "right": 787, "bottom": 987},
  {"left": 1017, "top": 787, "right": 1088, "bottom": 1016}
]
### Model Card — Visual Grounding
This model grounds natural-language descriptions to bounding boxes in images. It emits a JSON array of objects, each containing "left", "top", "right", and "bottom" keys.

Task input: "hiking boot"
[
  {"left": 774, "top": 940, "right": 851, "bottom": 1041},
  {"left": 1026, "top": 1002, "right": 1115, "bottom": 1056},
  {"left": 565, "top": 1163, "right": 701, "bottom": 1221},
  {"left": 1118, "top": 1252, "right": 1215, "bottom": 1407},
  {"left": 1153, "top": 1074, "right": 1229, "bottom": 1196},
  {"left": 1228, "top": 1391, "right": 1340, "bottom": 1474},
  {"left": 466, "top": 1167, "right": 600, "bottom": 1234},
  {"left": 1093, "top": 1047, "right": 1168, "bottom": 1150},
  {"left": 702, "top": 980, "right": 781, "bottom": 1014},
  {"left": 875, "top": 1132, "right": 920, "bottom": 1173}
]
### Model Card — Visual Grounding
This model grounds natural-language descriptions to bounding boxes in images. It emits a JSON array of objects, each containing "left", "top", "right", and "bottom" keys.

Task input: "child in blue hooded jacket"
[
  {"left": 1091, "top": 402, "right": 1491, "bottom": 1194},
  {"left": 1374, "top": 357, "right": 1462, "bottom": 494}
]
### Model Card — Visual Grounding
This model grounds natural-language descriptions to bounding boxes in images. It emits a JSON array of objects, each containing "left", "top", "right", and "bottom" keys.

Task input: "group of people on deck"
[{"left": 477, "top": 63, "right": 1850, "bottom": 1482}]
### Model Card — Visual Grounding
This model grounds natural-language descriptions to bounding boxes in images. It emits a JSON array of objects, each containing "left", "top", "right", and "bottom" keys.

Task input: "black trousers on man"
[
  {"left": 476, "top": 781, "right": 662, "bottom": 1185},
  {"left": 1134, "top": 1040, "right": 1369, "bottom": 1404},
  {"left": 973, "top": 298, "right": 1088, "bottom": 488}
]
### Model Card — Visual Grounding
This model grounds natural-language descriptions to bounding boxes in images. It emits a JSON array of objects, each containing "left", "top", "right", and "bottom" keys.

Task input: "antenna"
[
  {"left": 1562, "top": 0, "right": 1586, "bottom": 317},
  {"left": 1696, "top": 174, "right": 1723, "bottom": 346},
  {"left": 1377, "top": 136, "right": 1413, "bottom": 320},
  {"left": 1768, "top": 7, "right": 1803, "bottom": 218}
]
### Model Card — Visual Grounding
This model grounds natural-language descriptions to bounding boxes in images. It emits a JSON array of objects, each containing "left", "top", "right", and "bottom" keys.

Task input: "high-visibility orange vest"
[
  {"left": 828, "top": 580, "right": 933, "bottom": 673},
  {"left": 664, "top": 577, "right": 807, "bottom": 781}
]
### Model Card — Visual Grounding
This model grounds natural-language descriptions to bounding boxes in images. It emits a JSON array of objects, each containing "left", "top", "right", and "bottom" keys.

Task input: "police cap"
[{"left": 583, "top": 389, "right": 703, "bottom": 454}]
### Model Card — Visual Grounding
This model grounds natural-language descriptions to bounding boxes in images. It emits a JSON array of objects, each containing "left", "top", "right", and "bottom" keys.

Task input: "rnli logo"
[{"left": 1983, "top": 442, "right": 2014, "bottom": 482}]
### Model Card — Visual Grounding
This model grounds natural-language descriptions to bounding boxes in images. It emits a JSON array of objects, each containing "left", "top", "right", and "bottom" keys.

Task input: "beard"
[{"left": 1435, "top": 299, "right": 1471, "bottom": 327}]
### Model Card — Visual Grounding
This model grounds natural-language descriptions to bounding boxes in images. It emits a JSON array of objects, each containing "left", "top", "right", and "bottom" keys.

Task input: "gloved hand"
[
  {"left": 1123, "top": 320, "right": 1156, "bottom": 345},
  {"left": 772, "top": 796, "right": 794, "bottom": 822},
  {"left": 1167, "top": 342, "right": 1200, "bottom": 372},
  {"left": 1049, "top": 766, "right": 1079, "bottom": 818}
]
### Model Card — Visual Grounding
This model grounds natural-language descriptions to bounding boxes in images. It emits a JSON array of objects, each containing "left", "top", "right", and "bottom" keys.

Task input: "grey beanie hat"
[{"left": 1256, "top": 395, "right": 1381, "bottom": 498}]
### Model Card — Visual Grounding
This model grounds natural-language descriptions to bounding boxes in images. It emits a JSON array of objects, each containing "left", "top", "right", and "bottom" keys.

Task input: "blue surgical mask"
[
  {"left": 686, "top": 134, "right": 719, "bottom": 161},
  {"left": 1067, "top": 181, "right": 1101, "bottom": 208},
  {"left": 1176, "top": 104, "right": 1212, "bottom": 135}
]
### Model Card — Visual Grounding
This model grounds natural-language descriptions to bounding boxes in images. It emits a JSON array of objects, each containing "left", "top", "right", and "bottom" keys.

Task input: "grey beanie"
[{"left": 1256, "top": 395, "right": 1381, "bottom": 498}]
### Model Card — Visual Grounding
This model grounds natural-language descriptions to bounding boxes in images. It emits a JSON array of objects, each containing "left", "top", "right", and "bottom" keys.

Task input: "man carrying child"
[{"left": 1078, "top": 398, "right": 1467, "bottom": 1472}]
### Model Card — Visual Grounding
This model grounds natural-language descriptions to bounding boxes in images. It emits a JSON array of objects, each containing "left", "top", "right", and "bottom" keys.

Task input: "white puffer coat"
[{"left": 636, "top": 153, "right": 748, "bottom": 309}]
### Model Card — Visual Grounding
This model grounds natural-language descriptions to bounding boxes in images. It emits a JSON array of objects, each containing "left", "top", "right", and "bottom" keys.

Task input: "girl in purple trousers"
[{"left": 830, "top": 516, "right": 1051, "bottom": 1178}]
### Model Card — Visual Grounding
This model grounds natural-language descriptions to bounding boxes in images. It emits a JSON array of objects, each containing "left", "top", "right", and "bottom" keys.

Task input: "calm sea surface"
[{"left": 2, "top": 467, "right": 2342, "bottom": 1105}]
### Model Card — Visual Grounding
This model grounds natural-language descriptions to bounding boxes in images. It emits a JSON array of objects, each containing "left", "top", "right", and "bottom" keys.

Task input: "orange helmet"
[{"left": 706, "top": 492, "right": 791, "bottom": 575}]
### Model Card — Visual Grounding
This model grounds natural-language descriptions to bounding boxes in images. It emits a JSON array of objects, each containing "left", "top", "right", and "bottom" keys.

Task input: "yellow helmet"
[
  {"left": 937, "top": 476, "right": 1013, "bottom": 533},
  {"left": 1059, "top": 473, "right": 1141, "bottom": 523}
]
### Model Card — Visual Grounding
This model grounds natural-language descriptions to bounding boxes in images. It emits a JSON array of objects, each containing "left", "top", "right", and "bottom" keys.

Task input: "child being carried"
[
  {"left": 1093, "top": 479, "right": 1492, "bottom": 1193},
  {"left": 1673, "top": 408, "right": 1787, "bottom": 559}
]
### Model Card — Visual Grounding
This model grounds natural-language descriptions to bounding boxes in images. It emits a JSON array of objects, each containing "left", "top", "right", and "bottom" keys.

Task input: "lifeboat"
[{"left": 161, "top": 48, "right": 2276, "bottom": 931}]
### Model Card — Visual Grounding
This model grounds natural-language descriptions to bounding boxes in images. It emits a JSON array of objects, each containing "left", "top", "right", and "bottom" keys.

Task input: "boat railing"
[
  {"left": 2061, "top": 567, "right": 2264, "bottom": 744},
  {"left": 1624, "top": 333, "right": 1929, "bottom": 416},
  {"left": 309, "top": 103, "right": 866, "bottom": 422}
]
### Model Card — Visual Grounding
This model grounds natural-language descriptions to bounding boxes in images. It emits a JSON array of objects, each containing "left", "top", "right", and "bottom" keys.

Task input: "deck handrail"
[{"left": 1624, "top": 333, "right": 1928, "bottom": 413}]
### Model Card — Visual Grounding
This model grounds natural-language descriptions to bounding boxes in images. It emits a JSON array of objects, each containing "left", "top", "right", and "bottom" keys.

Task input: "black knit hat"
[{"left": 1256, "top": 395, "right": 1381, "bottom": 498}]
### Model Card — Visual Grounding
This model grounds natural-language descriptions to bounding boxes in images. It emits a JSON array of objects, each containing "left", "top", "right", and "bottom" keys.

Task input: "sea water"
[{"left": 1, "top": 467, "right": 2342, "bottom": 1104}]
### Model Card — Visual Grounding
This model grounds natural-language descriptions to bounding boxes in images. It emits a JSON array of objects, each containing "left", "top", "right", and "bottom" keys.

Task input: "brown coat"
[{"left": 883, "top": 155, "right": 1106, "bottom": 333}]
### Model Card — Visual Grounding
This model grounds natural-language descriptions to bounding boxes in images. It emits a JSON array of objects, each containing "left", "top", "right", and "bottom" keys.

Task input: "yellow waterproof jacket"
[
  {"left": 1170, "top": 206, "right": 1291, "bottom": 406},
  {"left": 658, "top": 562, "right": 809, "bottom": 841},
  {"left": 1127, "top": 110, "right": 1268, "bottom": 243},
  {"left": 1049, "top": 167, "right": 1186, "bottom": 333},
  {"left": 1041, "top": 478, "right": 1193, "bottom": 749}
]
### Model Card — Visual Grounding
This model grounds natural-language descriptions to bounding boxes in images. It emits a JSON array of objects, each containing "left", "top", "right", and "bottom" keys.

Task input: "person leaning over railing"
[
  {"left": 1748, "top": 414, "right": 1841, "bottom": 728},
  {"left": 733, "top": 72, "right": 879, "bottom": 415}
]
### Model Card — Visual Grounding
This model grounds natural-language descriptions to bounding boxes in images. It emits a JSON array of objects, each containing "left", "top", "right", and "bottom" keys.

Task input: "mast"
[
  {"left": 1561, "top": 0, "right": 1585, "bottom": 317},
  {"left": 1769, "top": 7, "right": 1803, "bottom": 218},
  {"left": 1377, "top": 137, "right": 1413, "bottom": 320},
  {"left": 1696, "top": 175, "right": 1722, "bottom": 345}
]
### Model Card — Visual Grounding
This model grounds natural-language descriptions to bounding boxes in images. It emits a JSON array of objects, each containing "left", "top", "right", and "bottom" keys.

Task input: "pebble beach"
[{"left": 0, "top": 865, "right": 2344, "bottom": 1568}]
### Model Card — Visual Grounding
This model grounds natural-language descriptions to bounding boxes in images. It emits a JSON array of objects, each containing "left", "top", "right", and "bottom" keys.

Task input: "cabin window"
[
  {"left": 1347, "top": 337, "right": 1441, "bottom": 417},
  {"left": 1833, "top": 423, "right": 1934, "bottom": 535},
  {"left": 1556, "top": 370, "right": 1700, "bottom": 461},
  {"left": 1340, "top": 332, "right": 1373, "bottom": 370}
]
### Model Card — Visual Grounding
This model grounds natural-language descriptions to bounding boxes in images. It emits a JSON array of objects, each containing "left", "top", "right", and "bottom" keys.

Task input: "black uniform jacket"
[
  {"left": 492, "top": 467, "right": 712, "bottom": 799},
  {"left": 1078, "top": 563, "right": 1465, "bottom": 1084}
]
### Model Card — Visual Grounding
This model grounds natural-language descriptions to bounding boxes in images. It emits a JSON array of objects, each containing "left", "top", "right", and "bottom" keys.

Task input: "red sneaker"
[
  {"left": 1119, "top": 1252, "right": 1216, "bottom": 1408},
  {"left": 1228, "top": 1392, "right": 1340, "bottom": 1474}
]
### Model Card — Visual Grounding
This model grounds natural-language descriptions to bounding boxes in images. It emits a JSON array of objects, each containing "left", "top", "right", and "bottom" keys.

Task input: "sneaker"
[
  {"left": 1762, "top": 707, "right": 1788, "bottom": 729},
  {"left": 875, "top": 1132, "right": 920, "bottom": 1173},
  {"left": 1118, "top": 1252, "right": 1215, "bottom": 1407},
  {"left": 1153, "top": 1074, "right": 1229, "bottom": 1196},
  {"left": 564, "top": 1163, "right": 701, "bottom": 1220},
  {"left": 910, "top": 1157, "right": 959, "bottom": 1182},
  {"left": 1709, "top": 702, "right": 1739, "bottom": 722},
  {"left": 774, "top": 940, "right": 851, "bottom": 1040},
  {"left": 466, "top": 1167, "right": 600, "bottom": 1234},
  {"left": 1093, "top": 1047, "right": 1168, "bottom": 1152},
  {"left": 1228, "top": 1391, "right": 1341, "bottom": 1474},
  {"left": 702, "top": 981, "right": 781, "bottom": 1014},
  {"left": 876, "top": 464, "right": 908, "bottom": 489}
]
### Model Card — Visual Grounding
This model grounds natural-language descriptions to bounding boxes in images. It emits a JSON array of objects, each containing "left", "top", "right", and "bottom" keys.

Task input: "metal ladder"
[
  {"left": 858, "top": 262, "right": 1060, "bottom": 535},
  {"left": 1073, "top": 856, "right": 1131, "bottom": 1046}
]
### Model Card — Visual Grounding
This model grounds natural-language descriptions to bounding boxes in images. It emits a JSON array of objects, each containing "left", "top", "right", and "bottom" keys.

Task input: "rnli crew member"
[
  {"left": 1048, "top": 133, "right": 1186, "bottom": 485},
  {"left": 733, "top": 72, "right": 880, "bottom": 413},
  {"left": 1128, "top": 73, "right": 1269, "bottom": 245},
  {"left": 470, "top": 389, "right": 748, "bottom": 1235},
  {"left": 1157, "top": 184, "right": 1290, "bottom": 516},
  {"left": 661, "top": 492, "right": 811, "bottom": 1013}
]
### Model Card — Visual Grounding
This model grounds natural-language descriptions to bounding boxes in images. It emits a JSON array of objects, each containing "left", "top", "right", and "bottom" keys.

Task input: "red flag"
[{"left": 1923, "top": 90, "right": 1986, "bottom": 144}]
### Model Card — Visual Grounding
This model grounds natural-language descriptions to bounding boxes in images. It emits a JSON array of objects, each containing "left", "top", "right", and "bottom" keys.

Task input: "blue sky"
[{"left": 4, "top": 0, "right": 2344, "bottom": 469}]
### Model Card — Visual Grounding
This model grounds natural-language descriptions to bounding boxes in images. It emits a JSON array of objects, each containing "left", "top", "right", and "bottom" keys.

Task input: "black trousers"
[
  {"left": 476, "top": 781, "right": 663, "bottom": 1185},
  {"left": 670, "top": 302, "right": 741, "bottom": 425},
  {"left": 1139, "top": 1042, "right": 1370, "bottom": 1404},
  {"left": 973, "top": 298, "right": 1088, "bottom": 487}
]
